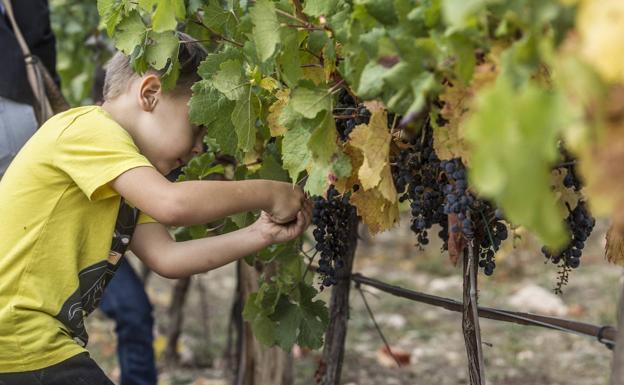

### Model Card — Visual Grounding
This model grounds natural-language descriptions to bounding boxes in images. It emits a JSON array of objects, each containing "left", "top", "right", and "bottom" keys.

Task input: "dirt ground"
[{"left": 86, "top": 217, "right": 622, "bottom": 385}]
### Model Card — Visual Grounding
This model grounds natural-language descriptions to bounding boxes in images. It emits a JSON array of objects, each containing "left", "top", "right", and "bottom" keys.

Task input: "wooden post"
[
  {"left": 610, "top": 278, "right": 624, "bottom": 384},
  {"left": 234, "top": 260, "right": 293, "bottom": 385},
  {"left": 318, "top": 212, "right": 359, "bottom": 385},
  {"left": 162, "top": 277, "right": 192, "bottom": 365},
  {"left": 462, "top": 245, "right": 486, "bottom": 385}
]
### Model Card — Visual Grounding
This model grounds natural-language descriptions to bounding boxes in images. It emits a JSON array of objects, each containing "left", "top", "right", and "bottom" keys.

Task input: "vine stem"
[
  {"left": 191, "top": 18, "right": 244, "bottom": 48},
  {"left": 356, "top": 283, "right": 402, "bottom": 368},
  {"left": 275, "top": 8, "right": 309, "bottom": 26}
]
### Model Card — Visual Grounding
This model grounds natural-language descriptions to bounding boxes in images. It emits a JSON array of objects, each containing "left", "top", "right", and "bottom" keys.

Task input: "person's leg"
[
  {"left": 0, "top": 352, "right": 114, "bottom": 385},
  {"left": 100, "top": 257, "right": 157, "bottom": 385},
  {"left": 0, "top": 96, "right": 38, "bottom": 177}
]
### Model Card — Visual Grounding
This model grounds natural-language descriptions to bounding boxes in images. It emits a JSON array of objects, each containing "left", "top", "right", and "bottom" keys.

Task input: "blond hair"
[{"left": 103, "top": 33, "right": 207, "bottom": 101}]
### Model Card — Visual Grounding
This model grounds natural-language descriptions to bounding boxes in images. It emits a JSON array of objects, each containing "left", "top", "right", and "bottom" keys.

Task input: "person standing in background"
[{"left": 0, "top": 0, "right": 59, "bottom": 176}]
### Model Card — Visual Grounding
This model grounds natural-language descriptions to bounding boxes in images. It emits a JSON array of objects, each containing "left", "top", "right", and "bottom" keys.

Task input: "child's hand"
[
  {"left": 252, "top": 199, "right": 312, "bottom": 245},
  {"left": 267, "top": 182, "right": 306, "bottom": 224}
]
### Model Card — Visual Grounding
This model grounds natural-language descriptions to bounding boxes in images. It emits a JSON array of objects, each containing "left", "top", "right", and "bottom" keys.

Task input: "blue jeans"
[
  {"left": 100, "top": 258, "right": 157, "bottom": 385},
  {"left": 0, "top": 96, "right": 37, "bottom": 176}
]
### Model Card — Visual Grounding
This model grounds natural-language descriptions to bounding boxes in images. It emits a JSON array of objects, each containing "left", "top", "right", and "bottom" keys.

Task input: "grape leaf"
[
  {"left": 350, "top": 188, "right": 399, "bottom": 234},
  {"left": 282, "top": 126, "right": 312, "bottom": 182},
  {"left": 303, "top": 0, "right": 338, "bottom": 17},
  {"left": 207, "top": 102, "right": 238, "bottom": 156},
  {"left": 305, "top": 161, "right": 332, "bottom": 196},
  {"left": 242, "top": 294, "right": 276, "bottom": 346},
  {"left": 267, "top": 90, "right": 290, "bottom": 137},
  {"left": 250, "top": 0, "right": 281, "bottom": 62},
  {"left": 465, "top": 77, "right": 568, "bottom": 248},
  {"left": 198, "top": 50, "right": 243, "bottom": 80},
  {"left": 259, "top": 151, "right": 289, "bottom": 182},
  {"left": 606, "top": 225, "right": 624, "bottom": 266},
  {"left": 145, "top": 31, "right": 179, "bottom": 72},
  {"left": 578, "top": 0, "right": 624, "bottom": 83},
  {"left": 98, "top": 0, "right": 128, "bottom": 36},
  {"left": 349, "top": 107, "right": 392, "bottom": 192},
  {"left": 441, "top": 0, "right": 486, "bottom": 29},
  {"left": 113, "top": 11, "right": 146, "bottom": 55},
  {"left": 231, "top": 88, "right": 259, "bottom": 152},
  {"left": 212, "top": 59, "right": 247, "bottom": 100},
  {"left": 202, "top": 1, "right": 236, "bottom": 34},
  {"left": 308, "top": 112, "right": 337, "bottom": 163},
  {"left": 357, "top": 63, "right": 387, "bottom": 99},
  {"left": 433, "top": 61, "right": 498, "bottom": 162},
  {"left": 152, "top": 0, "right": 186, "bottom": 32},
  {"left": 189, "top": 81, "right": 224, "bottom": 125},
  {"left": 277, "top": 28, "right": 303, "bottom": 88},
  {"left": 290, "top": 85, "right": 332, "bottom": 119},
  {"left": 273, "top": 300, "right": 303, "bottom": 350}
]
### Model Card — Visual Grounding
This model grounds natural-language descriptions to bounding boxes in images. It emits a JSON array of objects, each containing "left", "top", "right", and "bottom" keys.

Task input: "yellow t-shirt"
[{"left": 0, "top": 106, "right": 155, "bottom": 372}]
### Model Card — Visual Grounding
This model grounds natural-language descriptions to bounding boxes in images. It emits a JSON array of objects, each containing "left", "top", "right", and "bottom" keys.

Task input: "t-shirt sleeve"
[
  {"left": 137, "top": 211, "right": 158, "bottom": 225},
  {"left": 54, "top": 111, "right": 155, "bottom": 201}
]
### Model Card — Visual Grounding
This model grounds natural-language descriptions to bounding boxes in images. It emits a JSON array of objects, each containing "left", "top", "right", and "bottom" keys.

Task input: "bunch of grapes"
[
  {"left": 391, "top": 125, "right": 448, "bottom": 247},
  {"left": 474, "top": 203, "right": 508, "bottom": 276},
  {"left": 442, "top": 158, "right": 474, "bottom": 239},
  {"left": 312, "top": 186, "right": 357, "bottom": 287},
  {"left": 334, "top": 91, "right": 370, "bottom": 141},
  {"left": 542, "top": 156, "right": 595, "bottom": 291}
]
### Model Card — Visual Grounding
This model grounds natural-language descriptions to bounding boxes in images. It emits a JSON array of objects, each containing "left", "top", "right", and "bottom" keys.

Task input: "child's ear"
[{"left": 138, "top": 74, "right": 162, "bottom": 112}]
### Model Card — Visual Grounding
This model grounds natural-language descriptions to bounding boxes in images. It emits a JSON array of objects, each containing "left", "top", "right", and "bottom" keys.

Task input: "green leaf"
[
  {"left": 145, "top": 31, "right": 179, "bottom": 72},
  {"left": 465, "top": 77, "right": 568, "bottom": 248},
  {"left": 282, "top": 126, "right": 312, "bottom": 182},
  {"left": 201, "top": 2, "right": 236, "bottom": 34},
  {"left": 305, "top": 160, "right": 332, "bottom": 196},
  {"left": 308, "top": 112, "right": 337, "bottom": 163},
  {"left": 277, "top": 28, "right": 303, "bottom": 88},
  {"left": 448, "top": 33, "right": 476, "bottom": 84},
  {"left": 359, "top": 0, "right": 398, "bottom": 25},
  {"left": 332, "top": 151, "right": 352, "bottom": 179},
  {"left": 242, "top": 294, "right": 276, "bottom": 346},
  {"left": 303, "top": 0, "right": 338, "bottom": 17},
  {"left": 250, "top": 0, "right": 281, "bottom": 62},
  {"left": 357, "top": 63, "right": 388, "bottom": 99},
  {"left": 259, "top": 152, "right": 290, "bottom": 182},
  {"left": 441, "top": 0, "right": 486, "bottom": 29},
  {"left": 113, "top": 11, "right": 146, "bottom": 55},
  {"left": 198, "top": 50, "right": 243, "bottom": 80},
  {"left": 297, "top": 285, "right": 328, "bottom": 349},
  {"left": 98, "top": 0, "right": 128, "bottom": 36},
  {"left": 152, "top": 0, "right": 186, "bottom": 32},
  {"left": 273, "top": 299, "right": 302, "bottom": 350},
  {"left": 290, "top": 85, "right": 332, "bottom": 119},
  {"left": 212, "top": 60, "right": 247, "bottom": 100},
  {"left": 231, "top": 88, "right": 259, "bottom": 152},
  {"left": 138, "top": 0, "right": 157, "bottom": 12}
]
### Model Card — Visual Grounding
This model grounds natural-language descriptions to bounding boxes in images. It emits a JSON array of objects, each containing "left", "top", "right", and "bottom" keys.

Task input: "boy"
[{"left": 0, "top": 34, "right": 312, "bottom": 384}]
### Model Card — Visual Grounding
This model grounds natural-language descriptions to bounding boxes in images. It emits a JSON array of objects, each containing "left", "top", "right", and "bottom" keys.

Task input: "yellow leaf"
[
  {"left": 434, "top": 61, "right": 498, "bottom": 163},
  {"left": 259, "top": 76, "right": 279, "bottom": 91},
  {"left": 550, "top": 168, "right": 580, "bottom": 211},
  {"left": 606, "top": 225, "right": 624, "bottom": 266},
  {"left": 302, "top": 66, "right": 325, "bottom": 85},
  {"left": 578, "top": 0, "right": 624, "bottom": 83},
  {"left": 350, "top": 108, "right": 392, "bottom": 191},
  {"left": 267, "top": 89, "right": 289, "bottom": 137},
  {"left": 334, "top": 144, "right": 362, "bottom": 194},
  {"left": 350, "top": 188, "right": 399, "bottom": 234}
]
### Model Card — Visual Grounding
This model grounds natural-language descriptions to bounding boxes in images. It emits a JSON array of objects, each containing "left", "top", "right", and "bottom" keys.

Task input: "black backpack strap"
[{"left": 110, "top": 198, "right": 139, "bottom": 257}]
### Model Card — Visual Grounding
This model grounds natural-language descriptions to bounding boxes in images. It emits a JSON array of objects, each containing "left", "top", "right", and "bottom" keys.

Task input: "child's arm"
[
  {"left": 111, "top": 166, "right": 305, "bottom": 226},
  {"left": 129, "top": 201, "right": 312, "bottom": 278}
]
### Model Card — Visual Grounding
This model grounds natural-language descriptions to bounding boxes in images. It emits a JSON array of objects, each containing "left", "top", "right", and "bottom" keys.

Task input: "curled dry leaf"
[{"left": 606, "top": 224, "right": 624, "bottom": 266}]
